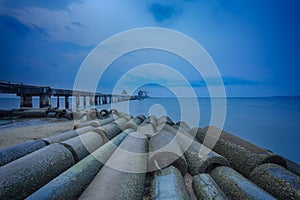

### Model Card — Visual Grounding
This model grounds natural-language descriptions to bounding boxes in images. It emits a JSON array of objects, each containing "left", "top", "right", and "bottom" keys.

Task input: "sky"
[{"left": 0, "top": 0, "right": 299, "bottom": 97}]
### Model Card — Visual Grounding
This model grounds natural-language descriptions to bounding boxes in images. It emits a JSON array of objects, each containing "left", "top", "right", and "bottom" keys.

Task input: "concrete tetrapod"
[
  {"left": 150, "top": 166, "right": 189, "bottom": 200},
  {"left": 26, "top": 131, "right": 129, "bottom": 200},
  {"left": 148, "top": 129, "right": 187, "bottom": 176},
  {"left": 210, "top": 166, "right": 276, "bottom": 200},
  {"left": 60, "top": 131, "right": 108, "bottom": 162},
  {"left": 21, "top": 109, "right": 47, "bottom": 118},
  {"left": 79, "top": 132, "right": 148, "bottom": 200},
  {"left": 192, "top": 173, "right": 228, "bottom": 200},
  {"left": 42, "top": 125, "right": 95, "bottom": 144},
  {"left": 0, "top": 143, "right": 75, "bottom": 200},
  {"left": 0, "top": 139, "right": 47, "bottom": 167},
  {"left": 249, "top": 163, "right": 300, "bottom": 200},
  {"left": 165, "top": 124, "right": 229, "bottom": 176},
  {"left": 191, "top": 126, "right": 287, "bottom": 177}
]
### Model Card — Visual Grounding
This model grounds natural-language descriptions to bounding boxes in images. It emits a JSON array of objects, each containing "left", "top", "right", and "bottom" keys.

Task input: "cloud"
[
  {"left": 147, "top": 2, "right": 182, "bottom": 23},
  {"left": 0, "top": 0, "right": 81, "bottom": 10}
]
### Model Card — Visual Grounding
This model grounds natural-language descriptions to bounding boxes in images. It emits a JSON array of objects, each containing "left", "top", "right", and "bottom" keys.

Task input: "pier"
[{"left": 0, "top": 81, "right": 132, "bottom": 109}]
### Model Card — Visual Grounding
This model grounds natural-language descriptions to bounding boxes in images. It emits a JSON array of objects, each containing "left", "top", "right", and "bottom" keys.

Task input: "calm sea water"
[{"left": 0, "top": 97, "right": 299, "bottom": 163}]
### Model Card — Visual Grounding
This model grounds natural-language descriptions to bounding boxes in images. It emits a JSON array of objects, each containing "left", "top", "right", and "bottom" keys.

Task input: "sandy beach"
[{"left": 0, "top": 119, "right": 74, "bottom": 149}]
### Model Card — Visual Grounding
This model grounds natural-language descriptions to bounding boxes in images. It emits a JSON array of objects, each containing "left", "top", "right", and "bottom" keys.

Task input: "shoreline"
[{"left": 0, "top": 118, "right": 74, "bottom": 149}]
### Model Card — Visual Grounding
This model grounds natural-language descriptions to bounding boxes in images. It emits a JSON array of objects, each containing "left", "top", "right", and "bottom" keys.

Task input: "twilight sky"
[{"left": 0, "top": 0, "right": 299, "bottom": 97}]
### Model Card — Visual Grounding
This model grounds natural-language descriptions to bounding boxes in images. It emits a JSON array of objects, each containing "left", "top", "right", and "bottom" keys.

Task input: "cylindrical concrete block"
[
  {"left": 94, "top": 122, "right": 124, "bottom": 140},
  {"left": 0, "top": 139, "right": 47, "bottom": 167},
  {"left": 210, "top": 166, "right": 276, "bottom": 200},
  {"left": 249, "top": 163, "right": 300, "bottom": 200},
  {"left": 61, "top": 131, "right": 107, "bottom": 162},
  {"left": 0, "top": 110, "right": 10, "bottom": 118},
  {"left": 165, "top": 124, "right": 229, "bottom": 175},
  {"left": 21, "top": 109, "right": 47, "bottom": 118},
  {"left": 123, "top": 116, "right": 144, "bottom": 130},
  {"left": 137, "top": 120, "right": 156, "bottom": 137},
  {"left": 150, "top": 166, "right": 189, "bottom": 200},
  {"left": 46, "top": 111, "right": 57, "bottom": 118},
  {"left": 64, "top": 110, "right": 73, "bottom": 120},
  {"left": 191, "top": 126, "right": 287, "bottom": 177},
  {"left": 285, "top": 158, "right": 300, "bottom": 177},
  {"left": 79, "top": 132, "right": 148, "bottom": 200},
  {"left": 148, "top": 129, "right": 187, "bottom": 176},
  {"left": 74, "top": 116, "right": 114, "bottom": 129},
  {"left": 0, "top": 144, "right": 75, "bottom": 200},
  {"left": 87, "top": 109, "right": 99, "bottom": 120},
  {"left": 158, "top": 116, "right": 175, "bottom": 126},
  {"left": 26, "top": 131, "right": 129, "bottom": 200},
  {"left": 192, "top": 173, "right": 228, "bottom": 200},
  {"left": 42, "top": 126, "right": 94, "bottom": 144},
  {"left": 175, "top": 121, "right": 191, "bottom": 132}
]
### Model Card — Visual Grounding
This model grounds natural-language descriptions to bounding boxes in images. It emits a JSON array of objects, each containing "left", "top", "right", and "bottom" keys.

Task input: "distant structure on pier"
[{"left": 137, "top": 90, "right": 149, "bottom": 100}]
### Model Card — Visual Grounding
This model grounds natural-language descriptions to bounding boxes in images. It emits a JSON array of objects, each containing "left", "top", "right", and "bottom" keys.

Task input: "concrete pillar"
[
  {"left": 39, "top": 95, "right": 51, "bottom": 108},
  {"left": 89, "top": 96, "right": 94, "bottom": 106},
  {"left": 76, "top": 95, "right": 80, "bottom": 108},
  {"left": 56, "top": 96, "right": 60, "bottom": 108},
  {"left": 83, "top": 96, "right": 86, "bottom": 108},
  {"left": 20, "top": 95, "right": 32, "bottom": 108},
  {"left": 65, "top": 96, "right": 70, "bottom": 109},
  {"left": 94, "top": 96, "right": 98, "bottom": 105}
]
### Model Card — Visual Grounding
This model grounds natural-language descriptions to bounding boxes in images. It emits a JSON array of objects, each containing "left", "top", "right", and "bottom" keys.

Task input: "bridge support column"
[
  {"left": 65, "top": 96, "right": 70, "bottom": 109},
  {"left": 20, "top": 95, "right": 33, "bottom": 108},
  {"left": 76, "top": 95, "right": 80, "bottom": 108},
  {"left": 40, "top": 95, "right": 51, "bottom": 108},
  {"left": 56, "top": 96, "right": 60, "bottom": 108},
  {"left": 83, "top": 96, "right": 86, "bottom": 108},
  {"left": 94, "top": 96, "right": 98, "bottom": 105},
  {"left": 89, "top": 96, "right": 94, "bottom": 106}
]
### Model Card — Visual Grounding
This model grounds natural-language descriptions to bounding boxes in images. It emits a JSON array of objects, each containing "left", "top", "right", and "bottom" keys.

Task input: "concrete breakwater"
[{"left": 0, "top": 109, "right": 299, "bottom": 199}]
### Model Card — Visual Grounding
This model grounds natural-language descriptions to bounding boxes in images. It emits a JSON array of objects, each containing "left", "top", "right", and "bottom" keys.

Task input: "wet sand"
[{"left": 0, "top": 119, "right": 74, "bottom": 149}]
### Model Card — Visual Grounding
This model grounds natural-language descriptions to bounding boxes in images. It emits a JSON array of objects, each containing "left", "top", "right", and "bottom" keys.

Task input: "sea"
[{"left": 0, "top": 96, "right": 299, "bottom": 163}]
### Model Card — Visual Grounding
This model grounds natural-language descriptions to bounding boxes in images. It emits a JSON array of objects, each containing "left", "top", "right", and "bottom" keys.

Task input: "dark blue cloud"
[
  {"left": 148, "top": 2, "right": 181, "bottom": 22},
  {"left": 0, "top": 0, "right": 81, "bottom": 10},
  {"left": 190, "top": 77, "right": 260, "bottom": 87}
]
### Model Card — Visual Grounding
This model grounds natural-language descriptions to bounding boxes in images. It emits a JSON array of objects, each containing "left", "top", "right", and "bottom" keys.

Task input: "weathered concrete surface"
[
  {"left": 26, "top": 131, "right": 128, "bottom": 200},
  {"left": 249, "top": 163, "right": 300, "bottom": 200},
  {"left": 21, "top": 110, "right": 47, "bottom": 118},
  {"left": 148, "top": 129, "right": 187, "bottom": 176},
  {"left": 158, "top": 116, "right": 175, "bottom": 126},
  {"left": 285, "top": 158, "right": 300, "bottom": 177},
  {"left": 175, "top": 121, "right": 191, "bottom": 132},
  {"left": 165, "top": 125, "right": 229, "bottom": 175},
  {"left": 137, "top": 121, "right": 156, "bottom": 137},
  {"left": 74, "top": 116, "right": 115, "bottom": 129},
  {"left": 0, "top": 139, "right": 46, "bottom": 167},
  {"left": 191, "top": 126, "right": 287, "bottom": 177},
  {"left": 210, "top": 166, "right": 276, "bottom": 200},
  {"left": 0, "top": 144, "right": 75, "bottom": 200},
  {"left": 122, "top": 116, "right": 144, "bottom": 130},
  {"left": 150, "top": 166, "right": 189, "bottom": 200},
  {"left": 192, "top": 173, "right": 228, "bottom": 200},
  {"left": 79, "top": 132, "right": 148, "bottom": 200},
  {"left": 93, "top": 122, "right": 124, "bottom": 140},
  {"left": 42, "top": 125, "right": 94, "bottom": 144},
  {"left": 61, "top": 131, "right": 106, "bottom": 161}
]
